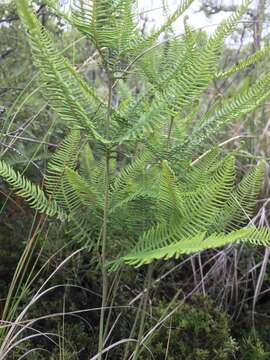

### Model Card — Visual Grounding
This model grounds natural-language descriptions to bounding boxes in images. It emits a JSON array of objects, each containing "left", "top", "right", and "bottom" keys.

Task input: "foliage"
[
  {"left": 144, "top": 295, "right": 237, "bottom": 360},
  {"left": 238, "top": 333, "right": 270, "bottom": 360},
  {"left": 1, "top": 0, "right": 270, "bottom": 358},
  {"left": 0, "top": 0, "right": 267, "bottom": 270},
  {"left": 234, "top": 306, "right": 270, "bottom": 360}
]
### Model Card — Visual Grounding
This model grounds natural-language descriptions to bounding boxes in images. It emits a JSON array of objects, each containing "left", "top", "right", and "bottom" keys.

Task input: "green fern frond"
[
  {"left": 155, "top": 161, "right": 183, "bottom": 222},
  {"left": 61, "top": 168, "right": 103, "bottom": 244},
  {"left": 113, "top": 227, "right": 270, "bottom": 268},
  {"left": 45, "top": 129, "right": 81, "bottom": 198},
  {"left": 64, "top": 167, "right": 102, "bottom": 211},
  {"left": 110, "top": 155, "right": 269, "bottom": 269},
  {"left": 71, "top": 0, "right": 138, "bottom": 70},
  {"left": 182, "top": 148, "right": 222, "bottom": 190},
  {"left": 112, "top": 150, "right": 152, "bottom": 192},
  {"left": 171, "top": 102, "right": 200, "bottom": 143},
  {"left": 0, "top": 160, "right": 67, "bottom": 221},
  {"left": 16, "top": 0, "right": 108, "bottom": 143},
  {"left": 131, "top": 0, "right": 194, "bottom": 58},
  {"left": 116, "top": 1, "right": 250, "bottom": 144},
  {"left": 118, "top": 156, "right": 235, "bottom": 262},
  {"left": 216, "top": 44, "right": 270, "bottom": 79},
  {"left": 65, "top": 209, "right": 95, "bottom": 245},
  {"left": 188, "top": 72, "right": 270, "bottom": 149},
  {"left": 214, "top": 162, "right": 265, "bottom": 232},
  {"left": 174, "top": 156, "right": 236, "bottom": 235},
  {"left": 79, "top": 143, "right": 96, "bottom": 182}
]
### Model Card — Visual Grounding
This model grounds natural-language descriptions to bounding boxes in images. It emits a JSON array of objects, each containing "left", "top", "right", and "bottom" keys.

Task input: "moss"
[
  {"left": 143, "top": 295, "right": 237, "bottom": 360},
  {"left": 238, "top": 332, "right": 270, "bottom": 360}
]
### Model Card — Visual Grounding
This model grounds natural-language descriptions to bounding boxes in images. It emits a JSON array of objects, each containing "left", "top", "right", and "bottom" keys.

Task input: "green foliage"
[
  {"left": 2, "top": 1, "right": 270, "bottom": 358},
  {"left": 213, "top": 163, "right": 265, "bottom": 232},
  {"left": 216, "top": 44, "right": 270, "bottom": 79},
  {"left": 16, "top": 0, "right": 107, "bottom": 144},
  {"left": 144, "top": 295, "right": 237, "bottom": 360},
  {"left": 234, "top": 305, "right": 270, "bottom": 360},
  {"left": 44, "top": 129, "right": 81, "bottom": 201},
  {"left": 113, "top": 156, "right": 269, "bottom": 268},
  {"left": 239, "top": 333, "right": 270, "bottom": 360},
  {"left": 3, "top": 0, "right": 269, "bottom": 269},
  {"left": 0, "top": 159, "right": 67, "bottom": 220},
  {"left": 189, "top": 73, "right": 270, "bottom": 150}
]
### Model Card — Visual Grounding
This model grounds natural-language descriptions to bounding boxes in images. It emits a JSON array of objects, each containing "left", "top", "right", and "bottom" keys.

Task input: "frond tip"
[{"left": 0, "top": 160, "right": 67, "bottom": 221}]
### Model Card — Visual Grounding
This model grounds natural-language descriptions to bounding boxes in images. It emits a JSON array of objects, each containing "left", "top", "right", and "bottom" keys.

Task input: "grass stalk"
[{"left": 131, "top": 264, "right": 153, "bottom": 360}]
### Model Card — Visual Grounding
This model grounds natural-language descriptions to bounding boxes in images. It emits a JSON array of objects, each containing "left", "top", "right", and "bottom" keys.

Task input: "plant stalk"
[{"left": 98, "top": 75, "right": 113, "bottom": 360}]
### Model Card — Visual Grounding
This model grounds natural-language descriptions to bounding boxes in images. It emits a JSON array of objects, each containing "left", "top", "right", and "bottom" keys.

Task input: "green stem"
[
  {"left": 166, "top": 116, "right": 174, "bottom": 150},
  {"left": 98, "top": 75, "right": 113, "bottom": 360}
]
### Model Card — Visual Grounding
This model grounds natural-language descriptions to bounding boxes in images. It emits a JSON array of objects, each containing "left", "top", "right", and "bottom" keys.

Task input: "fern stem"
[
  {"left": 166, "top": 116, "right": 174, "bottom": 150},
  {"left": 98, "top": 75, "right": 113, "bottom": 360}
]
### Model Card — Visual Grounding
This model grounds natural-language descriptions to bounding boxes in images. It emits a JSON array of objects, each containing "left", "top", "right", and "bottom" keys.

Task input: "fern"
[
  {"left": 5, "top": 0, "right": 270, "bottom": 272},
  {"left": 114, "top": 0, "right": 251, "bottom": 144}
]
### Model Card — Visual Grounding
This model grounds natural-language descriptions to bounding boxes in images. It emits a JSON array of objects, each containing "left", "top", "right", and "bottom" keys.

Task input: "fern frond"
[
  {"left": 129, "top": 0, "right": 194, "bottom": 62},
  {"left": 172, "top": 156, "right": 236, "bottom": 236},
  {"left": 116, "top": 1, "right": 250, "bottom": 144},
  {"left": 182, "top": 147, "right": 222, "bottom": 190},
  {"left": 188, "top": 72, "right": 270, "bottom": 149},
  {"left": 0, "top": 160, "right": 67, "bottom": 221},
  {"left": 45, "top": 129, "right": 81, "bottom": 198},
  {"left": 71, "top": 0, "right": 138, "bottom": 70},
  {"left": 64, "top": 167, "right": 102, "bottom": 211},
  {"left": 61, "top": 167, "right": 103, "bottom": 245},
  {"left": 79, "top": 143, "right": 96, "bottom": 182},
  {"left": 155, "top": 161, "right": 183, "bottom": 222},
  {"left": 117, "top": 156, "right": 235, "bottom": 263},
  {"left": 110, "top": 154, "right": 268, "bottom": 269},
  {"left": 71, "top": 0, "right": 193, "bottom": 72},
  {"left": 113, "top": 227, "right": 270, "bottom": 268},
  {"left": 214, "top": 162, "right": 265, "bottom": 232},
  {"left": 112, "top": 150, "right": 152, "bottom": 192},
  {"left": 16, "top": 0, "right": 108, "bottom": 143},
  {"left": 216, "top": 44, "right": 270, "bottom": 79}
]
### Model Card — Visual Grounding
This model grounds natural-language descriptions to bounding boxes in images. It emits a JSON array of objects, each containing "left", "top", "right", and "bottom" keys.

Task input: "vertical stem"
[
  {"left": 98, "top": 75, "right": 113, "bottom": 360},
  {"left": 248, "top": 0, "right": 265, "bottom": 155},
  {"left": 166, "top": 116, "right": 174, "bottom": 150}
]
